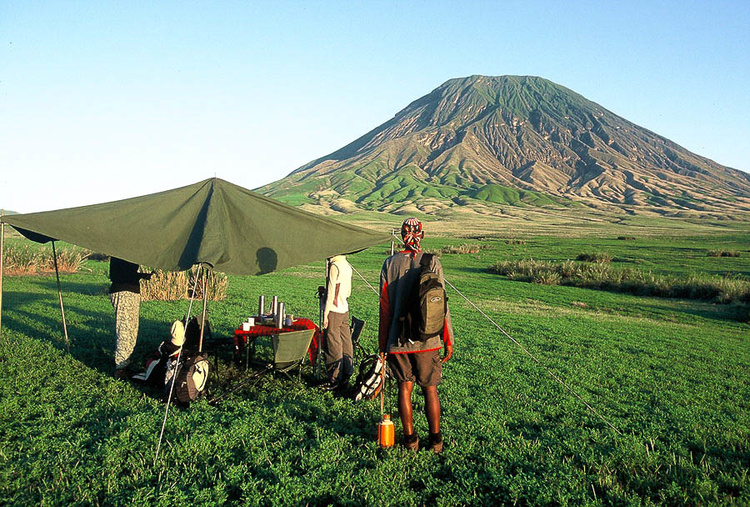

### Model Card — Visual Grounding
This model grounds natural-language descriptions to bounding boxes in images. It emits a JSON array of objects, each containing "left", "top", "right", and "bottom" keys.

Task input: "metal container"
[
  {"left": 272, "top": 296, "right": 279, "bottom": 317},
  {"left": 258, "top": 295, "right": 265, "bottom": 317},
  {"left": 276, "top": 302, "right": 285, "bottom": 328}
]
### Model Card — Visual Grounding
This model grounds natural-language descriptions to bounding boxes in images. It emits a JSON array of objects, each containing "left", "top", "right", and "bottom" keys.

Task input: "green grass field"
[{"left": 1, "top": 216, "right": 749, "bottom": 505}]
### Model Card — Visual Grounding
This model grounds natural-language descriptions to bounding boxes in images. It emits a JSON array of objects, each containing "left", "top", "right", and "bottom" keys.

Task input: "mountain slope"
[{"left": 260, "top": 75, "right": 750, "bottom": 216}]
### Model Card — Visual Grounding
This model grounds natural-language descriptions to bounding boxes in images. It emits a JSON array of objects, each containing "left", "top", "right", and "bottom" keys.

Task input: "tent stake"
[
  {"left": 155, "top": 264, "right": 204, "bottom": 466},
  {"left": 51, "top": 241, "right": 70, "bottom": 352},
  {"left": 0, "top": 211, "right": 5, "bottom": 339},
  {"left": 198, "top": 268, "right": 208, "bottom": 353}
]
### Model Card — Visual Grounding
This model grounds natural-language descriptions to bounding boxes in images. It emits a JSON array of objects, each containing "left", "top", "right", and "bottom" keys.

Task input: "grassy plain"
[{"left": 0, "top": 212, "right": 748, "bottom": 505}]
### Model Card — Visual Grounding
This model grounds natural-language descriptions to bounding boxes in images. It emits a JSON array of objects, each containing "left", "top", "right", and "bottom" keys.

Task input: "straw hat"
[{"left": 170, "top": 320, "right": 185, "bottom": 347}]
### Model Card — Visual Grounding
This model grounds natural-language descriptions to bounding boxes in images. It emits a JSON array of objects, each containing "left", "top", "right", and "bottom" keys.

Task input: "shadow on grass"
[
  {"left": 644, "top": 300, "right": 750, "bottom": 324},
  {"left": 35, "top": 278, "right": 109, "bottom": 296}
]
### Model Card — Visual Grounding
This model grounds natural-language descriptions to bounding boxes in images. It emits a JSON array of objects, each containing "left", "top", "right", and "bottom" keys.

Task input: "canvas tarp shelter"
[
  {"left": 0, "top": 177, "right": 392, "bottom": 461},
  {"left": 1, "top": 177, "right": 389, "bottom": 274},
  {"left": 0, "top": 177, "right": 390, "bottom": 343}
]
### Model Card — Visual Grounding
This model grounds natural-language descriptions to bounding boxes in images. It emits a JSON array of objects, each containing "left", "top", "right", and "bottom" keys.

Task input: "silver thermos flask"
[{"left": 276, "top": 302, "right": 285, "bottom": 329}]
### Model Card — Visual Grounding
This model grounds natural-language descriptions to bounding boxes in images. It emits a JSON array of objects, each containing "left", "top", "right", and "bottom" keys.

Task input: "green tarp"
[{"left": 2, "top": 178, "right": 389, "bottom": 275}]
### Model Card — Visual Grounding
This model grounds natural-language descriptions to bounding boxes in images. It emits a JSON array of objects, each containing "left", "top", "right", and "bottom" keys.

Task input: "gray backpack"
[{"left": 402, "top": 253, "right": 447, "bottom": 342}]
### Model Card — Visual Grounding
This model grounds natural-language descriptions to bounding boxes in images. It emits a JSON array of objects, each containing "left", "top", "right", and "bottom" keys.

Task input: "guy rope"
[
  {"left": 154, "top": 264, "right": 206, "bottom": 464},
  {"left": 442, "top": 278, "right": 621, "bottom": 435},
  {"left": 358, "top": 238, "right": 621, "bottom": 435}
]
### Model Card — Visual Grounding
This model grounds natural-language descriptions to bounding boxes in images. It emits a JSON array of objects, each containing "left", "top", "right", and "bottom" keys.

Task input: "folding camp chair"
[
  {"left": 350, "top": 316, "right": 366, "bottom": 360},
  {"left": 271, "top": 328, "right": 316, "bottom": 380},
  {"left": 313, "top": 317, "right": 366, "bottom": 381},
  {"left": 208, "top": 328, "right": 315, "bottom": 405}
]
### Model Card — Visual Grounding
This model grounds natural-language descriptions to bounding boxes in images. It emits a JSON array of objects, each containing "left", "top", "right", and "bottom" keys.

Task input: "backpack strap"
[{"left": 419, "top": 253, "right": 433, "bottom": 270}]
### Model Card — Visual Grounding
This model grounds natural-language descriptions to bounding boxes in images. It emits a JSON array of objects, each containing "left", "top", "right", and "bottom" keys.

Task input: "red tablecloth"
[{"left": 234, "top": 317, "right": 321, "bottom": 364}]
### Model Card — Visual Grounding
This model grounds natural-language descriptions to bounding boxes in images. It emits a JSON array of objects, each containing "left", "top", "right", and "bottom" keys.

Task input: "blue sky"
[{"left": 1, "top": 1, "right": 749, "bottom": 212}]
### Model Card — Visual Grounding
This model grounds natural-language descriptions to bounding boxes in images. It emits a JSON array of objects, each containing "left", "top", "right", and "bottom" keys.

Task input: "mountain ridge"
[{"left": 260, "top": 75, "right": 750, "bottom": 217}]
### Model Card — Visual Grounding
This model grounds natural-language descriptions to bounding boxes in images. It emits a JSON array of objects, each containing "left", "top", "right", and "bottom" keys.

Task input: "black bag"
[
  {"left": 401, "top": 253, "right": 447, "bottom": 342},
  {"left": 352, "top": 354, "right": 389, "bottom": 402},
  {"left": 133, "top": 334, "right": 209, "bottom": 404},
  {"left": 131, "top": 341, "right": 180, "bottom": 385},
  {"left": 184, "top": 316, "right": 212, "bottom": 351}
]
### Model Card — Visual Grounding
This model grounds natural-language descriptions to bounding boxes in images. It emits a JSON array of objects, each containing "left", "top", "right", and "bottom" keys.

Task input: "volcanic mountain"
[{"left": 260, "top": 75, "right": 750, "bottom": 216}]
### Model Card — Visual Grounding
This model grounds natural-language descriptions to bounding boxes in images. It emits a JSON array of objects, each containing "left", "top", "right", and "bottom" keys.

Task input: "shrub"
[
  {"left": 3, "top": 243, "right": 85, "bottom": 275},
  {"left": 432, "top": 243, "right": 492, "bottom": 255},
  {"left": 617, "top": 236, "right": 637, "bottom": 240},
  {"left": 557, "top": 260, "right": 580, "bottom": 278},
  {"left": 85, "top": 252, "right": 110, "bottom": 262},
  {"left": 577, "top": 252, "right": 612, "bottom": 263},
  {"left": 488, "top": 258, "right": 750, "bottom": 304},
  {"left": 708, "top": 250, "right": 741, "bottom": 258},
  {"left": 490, "top": 259, "right": 546, "bottom": 281},
  {"left": 534, "top": 271, "right": 562, "bottom": 285},
  {"left": 141, "top": 267, "right": 228, "bottom": 301},
  {"left": 504, "top": 239, "right": 527, "bottom": 245},
  {"left": 581, "top": 262, "right": 613, "bottom": 284}
]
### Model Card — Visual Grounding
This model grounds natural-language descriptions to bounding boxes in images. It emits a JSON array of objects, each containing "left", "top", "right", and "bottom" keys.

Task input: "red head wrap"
[{"left": 400, "top": 217, "right": 424, "bottom": 252}]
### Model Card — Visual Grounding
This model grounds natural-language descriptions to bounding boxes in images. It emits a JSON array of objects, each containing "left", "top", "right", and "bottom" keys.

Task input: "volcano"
[{"left": 260, "top": 75, "right": 750, "bottom": 216}]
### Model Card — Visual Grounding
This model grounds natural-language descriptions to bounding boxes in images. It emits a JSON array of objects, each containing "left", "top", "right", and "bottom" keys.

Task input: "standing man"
[
  {"left": 379, "top": 218, "right": 453, "bottom": 453},
  {"left": 320, "top": 254, "right": 354, "bottom": 391},
  {"left": 109, "top": 257, "right": 152, "bottom": 380}
]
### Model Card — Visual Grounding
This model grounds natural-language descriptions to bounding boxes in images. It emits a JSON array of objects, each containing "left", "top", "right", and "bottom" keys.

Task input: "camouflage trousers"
[{"left": 110, "top": 291, "right": 141, "bottom": 370}]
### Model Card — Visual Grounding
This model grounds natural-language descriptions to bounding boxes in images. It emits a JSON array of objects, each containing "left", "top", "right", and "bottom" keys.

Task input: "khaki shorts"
[{"left": 387, "top": 349, "right": 442, "bottom": 387}]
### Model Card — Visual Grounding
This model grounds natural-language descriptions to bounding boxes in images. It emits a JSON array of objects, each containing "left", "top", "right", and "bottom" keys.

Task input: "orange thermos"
[{"left": 377, "top": 414, "right": 395, "bottom": 448}]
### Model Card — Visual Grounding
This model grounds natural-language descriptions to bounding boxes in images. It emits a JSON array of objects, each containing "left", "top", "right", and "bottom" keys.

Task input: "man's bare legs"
[{"left": 397, "top": 382, "right": 441, "bottom": 450}]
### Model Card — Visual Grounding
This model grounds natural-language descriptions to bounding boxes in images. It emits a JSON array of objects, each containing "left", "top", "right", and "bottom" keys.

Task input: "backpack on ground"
[
  {"left": 352, "top": 354, "right": 389, "bottom": 402},
  {"left": 131, "top": 340, "right": 180, "bottom": 385},
  {"left": 401, "top": 253, "right": 447, "bottom": 343},
  {"left": 167, "top": 353, "right": 210, "bottom": 404}
]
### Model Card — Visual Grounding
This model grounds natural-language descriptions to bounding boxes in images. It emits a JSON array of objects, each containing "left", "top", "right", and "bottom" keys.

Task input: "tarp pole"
[
  {"left": 154, "top": 264, "right": 203, "bottom": 466},
  {"left": 0, "top": 211, "right": 5, "bottom": 339},
  {"left": 198, "top": 268, "right": 208, "bottom": 353},
  {"left": 51, "top": 241, "right": 70, "bottom": 352}
]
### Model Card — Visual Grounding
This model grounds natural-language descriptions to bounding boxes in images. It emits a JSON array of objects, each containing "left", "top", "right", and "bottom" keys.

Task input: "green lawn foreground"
[{"left": 0, "top": 228, "right": 748, "bottom": 506}]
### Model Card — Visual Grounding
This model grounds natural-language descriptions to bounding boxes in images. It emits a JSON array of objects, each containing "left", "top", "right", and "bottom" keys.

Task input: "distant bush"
[
  {"left": 617, "top": 236, "right": 637, "bottom": 241},
  {"left": 488, "top": 259, "right": 750, "bottom": 304},
  {"left": 708, "top": 250, "right": 741, "bottom": 258},
  {"left": 141, "top": 267, "right": 228, "bottom": 301},
  {"left": 504, "top": 239, "right": 527, "bottom": 245},
  {"left": 428, "top": 243, "right": 493, "bottom": 255},
  {"left": 576, "top": 252, "right": 612, "bottom": 263},
  {"left": 534, "top": 271, "right": 562, "bottom": 285},
  {"left": 2, "top": 243, "right": 85, "bottom": 275},
  {"left": 85, "top": 252, "right": 110, "bottom": 262}
]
